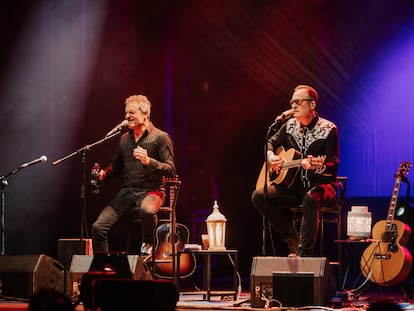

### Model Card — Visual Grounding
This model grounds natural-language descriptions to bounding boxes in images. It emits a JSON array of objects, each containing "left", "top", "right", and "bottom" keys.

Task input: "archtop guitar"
[{"left": 360, "top": 161, "right": 412, "bottom": 286}]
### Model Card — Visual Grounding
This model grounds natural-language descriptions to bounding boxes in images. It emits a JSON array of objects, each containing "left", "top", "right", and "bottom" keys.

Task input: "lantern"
[{"left": 206, "top": 200, "right": 227, "bottom": 250}]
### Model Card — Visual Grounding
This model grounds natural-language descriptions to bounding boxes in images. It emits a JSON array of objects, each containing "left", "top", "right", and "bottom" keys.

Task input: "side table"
[{"left": 176, "top": 249, "right": 239, "bottom": 301}]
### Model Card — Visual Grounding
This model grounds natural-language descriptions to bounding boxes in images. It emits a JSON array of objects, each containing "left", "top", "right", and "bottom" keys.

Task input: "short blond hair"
[
  {"left": 125, "top": 95, "right": 151, "bottom": 114},
  {"left": 294, "top": 85, "right": 318, "bottom": 102}
]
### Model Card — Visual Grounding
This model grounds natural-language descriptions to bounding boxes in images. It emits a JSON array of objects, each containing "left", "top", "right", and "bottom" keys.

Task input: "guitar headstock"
[
  {"left": 91, "top": 162, "right": 102, "bottom": 194},
  {"left": 396, "top": 161, "right": 412, "bottom": 180}
]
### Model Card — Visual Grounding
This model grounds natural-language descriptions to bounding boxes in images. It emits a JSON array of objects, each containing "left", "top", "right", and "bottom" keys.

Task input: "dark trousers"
[
  {"left": 91, "top": 189, "right": 162, "bottom": 253},
  {"left": 251, "top": 182, "right": 336, "bottom": 256}
]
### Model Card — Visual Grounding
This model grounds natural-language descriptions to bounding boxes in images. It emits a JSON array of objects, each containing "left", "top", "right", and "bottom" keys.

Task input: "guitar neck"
[
  {"left": 385, "top": 177, "right": 401, "bottom": 232},
  {"left": 281, "top": 159, "right": 302, "bottom": 169}
]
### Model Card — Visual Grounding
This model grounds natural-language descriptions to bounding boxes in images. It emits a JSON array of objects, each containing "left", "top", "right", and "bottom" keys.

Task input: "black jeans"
[
  {"left": 91, "top": 188, "right": 163, "bottom": 253},
  {"left": 252, "top": 182, "right": 336, "bottom": 256}
]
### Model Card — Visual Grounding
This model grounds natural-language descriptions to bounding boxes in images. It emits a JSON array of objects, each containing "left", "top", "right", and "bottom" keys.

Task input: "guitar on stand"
[
  {"left": 360, "top": 161, "right": 412, "bottom": 287},
  {"left": 153, "top": 177, "right": 196, "bottom": 279}
]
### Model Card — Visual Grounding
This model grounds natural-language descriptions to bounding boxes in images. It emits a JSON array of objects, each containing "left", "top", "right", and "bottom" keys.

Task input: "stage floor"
[{"left": 0, "top": 290, "right": 414, "bottom": 311}]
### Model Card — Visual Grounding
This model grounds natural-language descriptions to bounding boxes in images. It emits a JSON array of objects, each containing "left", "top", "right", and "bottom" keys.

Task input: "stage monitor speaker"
[
  {"left": 57, "top": 238, "right": 93, "bottom": 271},
  {"left": 92, "top": 279, "right": 178, "bottom": 311},
  {"left": 250, "top": 256, "right": 336, "bottom": 308},
  {"left": 0, "top": 254, "right": 64, "bottom": 299},
  {"left": 67, "top": 254, "right": 152, "bottom": 298}
]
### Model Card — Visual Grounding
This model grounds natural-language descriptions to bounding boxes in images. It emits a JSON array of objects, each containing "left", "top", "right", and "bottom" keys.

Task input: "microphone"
[
  {"left": 105, "top": 120, "right": 129, "bottom": 137},
  {"left": 20, "top": 155, "right": 48, "bottom": 168},
  {"left": 275, "top": 109, "right": 294, "bottom": 122},
  {"left": 269, "top": 109, "right": 294, "bottom": 129}
]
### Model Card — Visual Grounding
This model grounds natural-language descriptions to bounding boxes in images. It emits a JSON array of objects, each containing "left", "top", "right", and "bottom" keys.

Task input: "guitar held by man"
[
  {"left": 256, "top": 146, "right": 326, "bottom": 190},
  {"left": 360, "top": 161, "right": 412, "bottom": 287}
]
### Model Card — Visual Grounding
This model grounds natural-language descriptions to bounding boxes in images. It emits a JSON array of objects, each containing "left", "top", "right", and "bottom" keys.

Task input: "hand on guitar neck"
[{"left": 268, "top": 150, "right": 326, "bottom": 174}]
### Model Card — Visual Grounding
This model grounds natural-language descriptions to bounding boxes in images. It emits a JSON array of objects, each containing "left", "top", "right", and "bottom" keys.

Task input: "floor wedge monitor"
[
  {"left": 250, "top": 256, "right": 336, "bottom": 308},
  {"left": 0, "top": 254, "right": 64, "bottom": 299}
]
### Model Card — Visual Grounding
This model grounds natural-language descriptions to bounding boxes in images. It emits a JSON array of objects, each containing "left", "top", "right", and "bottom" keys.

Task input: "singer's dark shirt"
[
  {"left": 267, "top": 115, "right": 339, "bottom": 189},
  {"left": 104, "top": 122, "right": 176, "bottom": 195}
]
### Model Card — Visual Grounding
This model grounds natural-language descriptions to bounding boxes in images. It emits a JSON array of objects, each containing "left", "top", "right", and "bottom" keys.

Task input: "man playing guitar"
[{"left": 252, "top": 85, "right": 339, "bottom": 257}]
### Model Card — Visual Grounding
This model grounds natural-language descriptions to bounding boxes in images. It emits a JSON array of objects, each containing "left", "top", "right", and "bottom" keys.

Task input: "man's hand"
[
  {"left": 301, "top": 155, "right": 326, "bottom": 171},
  {"left": 133, "top": 146, "right": 150, "bottom": 165},
  {"left": 268, "top": 151, "right": 284, "bottom": 174},
  {"left": 97, "top": 169, "right": 106, "bottom": 182}
]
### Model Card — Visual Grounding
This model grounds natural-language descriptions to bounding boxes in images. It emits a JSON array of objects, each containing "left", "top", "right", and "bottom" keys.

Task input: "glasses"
[{"left": 289, "top": 99, "right": 313, "bottom": 107}]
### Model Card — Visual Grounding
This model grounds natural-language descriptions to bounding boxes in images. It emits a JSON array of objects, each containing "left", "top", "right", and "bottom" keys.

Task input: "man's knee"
[
  {"left": 302, "top": 194, "right": 319, "bottom": 210},
  {"left": 91, "top": 221, "right": 104, "bottom": 236},
  {"left": 251, "top": 190, "right": 264, "bottom": 207}
]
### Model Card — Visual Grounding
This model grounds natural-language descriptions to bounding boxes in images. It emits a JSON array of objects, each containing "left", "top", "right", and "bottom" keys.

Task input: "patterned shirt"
[{"left": 267, "top": 115, "right": 339, "bottom": 189}]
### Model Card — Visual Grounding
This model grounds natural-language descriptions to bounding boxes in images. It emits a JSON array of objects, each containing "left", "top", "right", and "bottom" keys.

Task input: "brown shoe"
[{"left": 285, "top": 232, "right": 299, "bottom": 253}]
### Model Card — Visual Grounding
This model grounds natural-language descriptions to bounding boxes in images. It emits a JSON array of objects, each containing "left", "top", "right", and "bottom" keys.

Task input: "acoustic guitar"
[
  {"left": 256, "top": 146, "right": 326, "bottom": 190},
  {"left": 360, "top": 161, "right": 412, "bottom": 286},
  {"left": 153, "top": 178, "right": 196, "bottom": 279}
]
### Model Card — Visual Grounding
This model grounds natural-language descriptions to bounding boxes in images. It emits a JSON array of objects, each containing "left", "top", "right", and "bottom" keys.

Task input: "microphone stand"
[
  {"left": 52, "top": 130, "right": 124, "bottom": 241},
  {"left": 0, "top": 164, "right": 35, "bottom": 255},
  {"left": 261, "top": 119, "right": 286, "bottom": 256}
]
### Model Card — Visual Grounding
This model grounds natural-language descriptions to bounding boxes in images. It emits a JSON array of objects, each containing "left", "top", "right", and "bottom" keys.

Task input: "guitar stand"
[{"left": 260, "top": 120, "right": 285, "bottom": 256}]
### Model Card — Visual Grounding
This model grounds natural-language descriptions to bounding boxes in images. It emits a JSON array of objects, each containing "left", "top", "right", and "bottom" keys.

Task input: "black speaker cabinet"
[
  {"left": 92, "top": 279, "right": 178, "bottom": 311},
  {"left": 67, "top": 254, "right": 152, "bottom": 298},
  {"left": 250, "top": 256, "right": 336, "bottom": 308},
  {"left": 0, "top": 254, "right": 64, "bottom": 299}
]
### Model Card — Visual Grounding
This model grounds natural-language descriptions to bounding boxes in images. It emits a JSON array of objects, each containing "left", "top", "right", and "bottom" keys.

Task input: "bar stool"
[{"left": 126, "top": 177, "right": 181, "bottom": 260}]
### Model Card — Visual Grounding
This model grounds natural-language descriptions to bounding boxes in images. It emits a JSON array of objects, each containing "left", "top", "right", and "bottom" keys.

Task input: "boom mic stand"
[
  {"left": 52, "top": 130, "right": 124, "bottom": 241},
  {"left": 261, "top": 119, "right": 288, "bottom": 256},
  {"left": 0, "top": 158, "right": 47, "bottom": 255}
]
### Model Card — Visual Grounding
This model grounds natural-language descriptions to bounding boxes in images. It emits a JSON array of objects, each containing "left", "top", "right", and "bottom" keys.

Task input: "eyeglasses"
[{"left": 289, "top": 99, "right": 313, "bottom": 107}]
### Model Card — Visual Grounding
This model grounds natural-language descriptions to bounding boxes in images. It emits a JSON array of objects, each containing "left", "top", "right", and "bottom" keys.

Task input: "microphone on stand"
[
  {"left": 20, "top": 155, "right": 48, "bottom": 168},
  {"left": 105, "top": 120, "right": 129, "bottom": 137},
  {"left": 275, "top": 109, "right": 294, "bottom": 122},
  {"left": 270, "top": 109, "right": 294, "bottom": 128}
]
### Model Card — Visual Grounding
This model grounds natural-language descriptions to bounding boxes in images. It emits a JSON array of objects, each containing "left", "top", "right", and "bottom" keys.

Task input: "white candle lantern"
[
  {"left": 206, "top": 200, "right": 227, "bottom": 250},
  {"left": 347, "top": 205, "right": 372, "bottom": 240}
]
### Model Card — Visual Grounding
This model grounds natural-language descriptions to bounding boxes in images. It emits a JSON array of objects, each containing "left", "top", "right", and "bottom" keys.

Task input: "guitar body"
[
  {"left": 153, "top": 223, "right": 196, "bottom": 279},
  {"left": 273, "top": 148, "right": 301, "bottom": 187},
  {"left": 360, "top": 219, "right": 412, "bottom": 286},
  {"left": 256, "top": 147, "right": 303, "bottom": 190}
]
